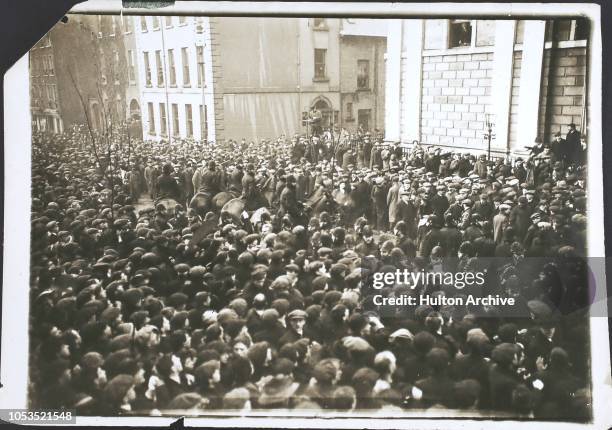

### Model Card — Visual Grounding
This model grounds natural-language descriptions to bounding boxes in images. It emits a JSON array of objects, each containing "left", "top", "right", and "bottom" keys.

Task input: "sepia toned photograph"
[{"left": 6, "top": 2, "right": 608, "bottom": 426}]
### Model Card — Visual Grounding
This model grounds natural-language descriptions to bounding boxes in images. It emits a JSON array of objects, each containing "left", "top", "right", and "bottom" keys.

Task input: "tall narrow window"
[
  {"left": 168, "top": 49, "right": 176, "bottom": 86},
  {"left": 140, "top": 16, "right": 148, "bottom": 32},
  {"left": 185, "top": 104, "right": 193, "bottom": 137},
  {"left": 148, "top": 102, "right": 155, "bottom": 134},
  {"left": 346, "top": 102, "right": 354, "bottom": 120},
  {"left": 179, "top": 16, "right": 187, "bottom": 25},
  {"left": 357, "top": 60, "right": 369, "bottom": 89},
  {"left": 152, "top": 16, "right": 160, "bottom": 30},
  {"left": 159, "top": 103, "right": 167, "bottom": 135},
  {"left": 181, "top": 47, "right": 190, "bottom": 86},
  {"left": 172, "top": 103, "right": 179, "bottom": 136},
  {"left": 143, "top": 52, "right": 152, "bottom": 86},
  {"left": 314, "top": 49, "right": 326, "bottom": 79},
  {"left": 197, "top": 46, "right": 205, "bottom": 87},
  {"left": 127, "top": 50, "right": 136, "bottom": 82},
  {"left": 113, "top": 50, "right": 120, "bottom": 83},
  {"left": 123, "top": 16, "right": 132, "bottom": 33},
  {"left": 155, "top": 50, "right": 164, "bottom": 86},
  {"left": 48, "top": 55, "right": 54, "bottom": 75},
  {"left": 165, "top": 16, "right": 173, "bottom": 27},
  {"left": 200, "top": 104, "right": 208, "bottom": 141}
]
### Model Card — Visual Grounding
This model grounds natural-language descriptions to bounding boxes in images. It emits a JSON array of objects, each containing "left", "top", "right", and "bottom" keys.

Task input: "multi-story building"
[
  {"left": 120, "top": 15, "right": 144, "bottom": 140},
  {"left": 339, "top": 19, "right": 387, "bottom": 133},
  {"left": 210, "top": 17, "right": 387, "bottom": 141},
  {"left": 30, "top": 33, "right": 62, "bottom": 133},
  {"left": 134, "top": 16, "right": 388, "bottom": 143},
  {"left": 132, "top": 15, "right": 216, "bottom": 143},
  {"left": 30, "top": 15, "right": 135, "bottom": 135},
  {"left": 385, "top": 18, "right": 589, "bottom": 155},
  {"left": 33, "top": 15, "right": 387, "bottom": 143}
]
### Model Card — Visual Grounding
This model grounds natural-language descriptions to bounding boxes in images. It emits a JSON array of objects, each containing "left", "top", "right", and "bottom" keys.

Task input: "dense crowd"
[{"left": 29, "top": 123, "right": 591, "bottom": 419}]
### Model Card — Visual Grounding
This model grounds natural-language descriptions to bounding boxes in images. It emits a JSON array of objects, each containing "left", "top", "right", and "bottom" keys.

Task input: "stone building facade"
[{"left": 385, "top": 18, "right": 589, "bottom": 155}]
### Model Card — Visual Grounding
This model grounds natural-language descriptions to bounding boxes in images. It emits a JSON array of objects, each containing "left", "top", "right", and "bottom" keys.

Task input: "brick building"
[
  {"left": 30, "top": 33, "right": 62, "bottom": 133},
  {"left": 30, "top": 15, "right": 134, "bottom": 135},
  {"left": 385, "top": 18, "right": 589, "bottom": 155}
]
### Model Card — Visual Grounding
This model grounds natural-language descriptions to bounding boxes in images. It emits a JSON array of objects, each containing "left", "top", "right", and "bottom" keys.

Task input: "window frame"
[
  {"left": 143, "top": 51, "right": 152, "bottom": 87},
  {"left": 140, "top": 16, "right": 148, "bottom": 32},
  {"left": 200, "top": 104, "right": 208, "bottom": 142},
  {"left": 159, "top": 102, "right": 168, "bottom": 136},
  {"left": 171, "top": 103, "right": 180, "bottom": 137},
  {"left": 448, "top": 19, "right": 475, "bottom": 49},
  {"left": 345, "top": 102, "right": 354, "bottom": 121},
  {"left": 181, "top": 47, "right": 191, "bottom": 87},
  {"left": 185, "top": 104, "right": 193, "bottom": 137},
  {"left": 196, "top": 45, "right": 205, "bottom": 87},
  {"left": 123, "top": 16, "right": 132, "bottom": 34},
  {"left": 148, "top": 102, "right": 155, "bottom": 134},
  {"left": 155, "top": 50, "right": 164, "bottom": 87},
  {"left": 127, "top": 50, "right": 136, "bottom": 83},
  {"left": 314, "top": 48, "right": 327, "bottom": 81},
  {"left": 356, "top": 59, "right": 370, "bottom": 90},
  {"left": 152, "top": 16, "right": 160, "bottom": 31},
  {"left": 168, "top": 49, "right": 177, "bottom": 86}
]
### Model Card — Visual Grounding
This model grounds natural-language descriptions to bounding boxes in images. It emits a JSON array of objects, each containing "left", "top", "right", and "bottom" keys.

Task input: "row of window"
[
  {"left": 95, "top": 16, "right": 191, "bottom": 37},
  {"left": 314, "top": 49, "right": 371, "bottom": 90},
  {"left": 425, "top": 18, "right": 589, "bottom": 51},
  {"left": 147, "top": 102, "right": 208, "bottom": 140},
  {"left": 141, "top": 46, "right": 206, "bottom": 87},
  {"left": 139, "top": 16, "right": 189, "bottom": 32},
  {"left": 30, "top": 55, "right": 55, "bottom": 77},
  {"left": 31, "top": 83, "right": 58, "bottom": 109}
]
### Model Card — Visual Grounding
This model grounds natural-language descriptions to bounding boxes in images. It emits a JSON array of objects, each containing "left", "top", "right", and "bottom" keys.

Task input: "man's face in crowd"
[
  {"left": 290, "top": 317, "right": 306, "bottom": 334},
  {"left": 363, "top": 234, "right": 373, "bottom": 244},
  {"left": 526, "top": 194, "right": 534, "bottom": 203},
  {"left": 286, "top": 269, "right": 298, "bottom": 283},
  {"left": 360, "top": 321, "right": 372, "bottom": 337},
  {"left": 247, "top": 241, "right": 259, "bottom": 254},
  {"left": 233, "top": 342, "right": 248, "bottom": 358}
]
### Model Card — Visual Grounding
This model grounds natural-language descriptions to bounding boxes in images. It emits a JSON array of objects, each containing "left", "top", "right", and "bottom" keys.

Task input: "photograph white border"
[{"left": 2, "top": 1, "right": 610, "bottom": 428}]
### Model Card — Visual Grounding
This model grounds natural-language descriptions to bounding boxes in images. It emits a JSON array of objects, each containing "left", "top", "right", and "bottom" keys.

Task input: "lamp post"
[{"left": 483, "top": 113, "right": 496, "bottom": 161}]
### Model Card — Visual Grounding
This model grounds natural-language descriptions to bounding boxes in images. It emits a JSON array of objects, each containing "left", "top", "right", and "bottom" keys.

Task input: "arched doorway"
[
  {"left": 129, "top": 99, "right": 141, "bottom": 121},
  {"left": 311, "top": 96, "right": 334, "bottom": 129}
]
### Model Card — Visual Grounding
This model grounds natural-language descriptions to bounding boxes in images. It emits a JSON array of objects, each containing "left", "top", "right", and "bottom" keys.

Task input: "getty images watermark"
[
  {"left": 369, "top": 269, "right": 514, "bottom": 307},
  {"left": 361, "top": 257, "right": 607, "bottom": 316}
]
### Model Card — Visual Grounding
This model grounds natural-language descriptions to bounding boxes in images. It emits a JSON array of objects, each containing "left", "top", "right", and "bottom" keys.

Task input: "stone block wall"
[
  {"left": 420, "top": 52, "right": 494, "bottom": 148},
  {"left": 539, "top": 46, "right": 587, "bottom": 143}
]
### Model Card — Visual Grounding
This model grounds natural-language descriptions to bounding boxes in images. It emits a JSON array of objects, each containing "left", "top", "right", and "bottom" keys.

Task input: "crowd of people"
[{"left": 29, "top": 123, "right": 591, "bottom": 419}]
